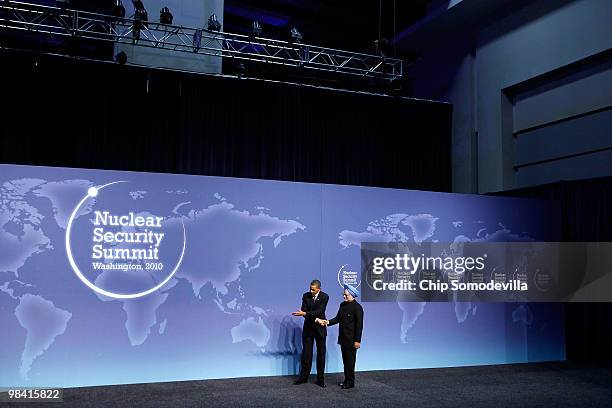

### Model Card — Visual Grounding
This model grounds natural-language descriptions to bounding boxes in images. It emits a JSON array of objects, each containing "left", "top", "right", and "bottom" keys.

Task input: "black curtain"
[
  {"left": 496, "top": 177, "right": 612, "bottom": 364},
  {"left": 0, "top": 51, "right": 452, "bottom": 192}
]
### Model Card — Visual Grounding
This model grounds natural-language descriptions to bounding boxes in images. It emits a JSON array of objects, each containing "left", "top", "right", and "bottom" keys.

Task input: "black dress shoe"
[
  {"left": 316, "top": 380, "right": 327, "bottom": 388},
  {"left": 293, "top": 378, "right": 307, "bottom": 385},
  {"left": 340, "top": 382, "right": 354, "bottom": 389}
]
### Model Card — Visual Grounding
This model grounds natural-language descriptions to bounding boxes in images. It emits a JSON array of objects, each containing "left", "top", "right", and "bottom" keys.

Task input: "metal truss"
[{"left": 0, "top": 1, "right": 403, "bottom": 80}]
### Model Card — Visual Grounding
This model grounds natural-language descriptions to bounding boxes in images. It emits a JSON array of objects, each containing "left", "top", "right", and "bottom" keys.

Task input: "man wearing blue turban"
[{"left": 316, "top": 284, "right": 364, "bottom": 389}]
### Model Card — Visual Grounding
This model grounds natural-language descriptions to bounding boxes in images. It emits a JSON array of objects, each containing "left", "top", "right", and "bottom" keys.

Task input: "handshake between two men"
[
  {"left": 314, "top": 318, "right": 360, "bottom": 349},
  {"left": 291, "top": 280, "right": 364, "bottom": 389}
]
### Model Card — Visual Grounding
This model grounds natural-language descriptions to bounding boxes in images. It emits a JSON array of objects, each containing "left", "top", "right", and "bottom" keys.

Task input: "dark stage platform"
[{"left": 4, "top": 362, "right": 612, "bottom": 407}]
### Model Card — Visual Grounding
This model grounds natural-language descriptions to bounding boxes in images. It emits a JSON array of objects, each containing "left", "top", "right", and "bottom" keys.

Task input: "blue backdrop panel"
[
  {"left": 0, "top": 165, "right": 564, "bottom": 388},
  {"left": 320, "top": 184, "right": 564, "bottom": 373}
]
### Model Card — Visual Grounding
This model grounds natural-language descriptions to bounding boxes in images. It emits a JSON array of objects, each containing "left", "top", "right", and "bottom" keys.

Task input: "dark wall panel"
[{"left": 495, "top": 177, "right": 612, "bottom": 364}]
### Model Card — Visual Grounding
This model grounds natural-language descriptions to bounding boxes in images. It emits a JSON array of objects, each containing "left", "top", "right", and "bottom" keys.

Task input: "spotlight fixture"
[
  {"left": 133, "top": 2, "right": 148, "bottom": 33},
  {"left": 193, "top": 29, "right": 202, "bottom": 52},
  {"left": 208, "top": 13, "right": 221, "bottom": 32},
  {"left": 374, "top": 38, "right": 389, "bottom": 58},
  {"left": 159, "top": 6, "right": 172, "bottom": 25},
  {"left": 133, "top": 6, "right": 148, "bottom": 39},
  {"left": 132, "top": 0, "right": 145, "bottom": 12},
  {"left": 114, "top": 51, "right": 127, "bottom": 64},
  {"left": 251, "top": 20, "right": 262, "bottom": 36},
  {"left": 289, "top": 27, "right": 302, "bottom": 43},
  {"left": 137, "top": 9, "right": 148, "bottom": 26},
  {"left": 388, "top": 77, "right": 403, "bottom": 95},
  {"left": 111, "top": 0, "right": 125, "bottom": 18}
]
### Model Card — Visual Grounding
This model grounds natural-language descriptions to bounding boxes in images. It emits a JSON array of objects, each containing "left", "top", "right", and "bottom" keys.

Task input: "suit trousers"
[
  {"left": 341, "top": 345, "right": 357, "bottom": 384},
  {"left": 300, "top": 334, "right": 326, "bottom": 381}
]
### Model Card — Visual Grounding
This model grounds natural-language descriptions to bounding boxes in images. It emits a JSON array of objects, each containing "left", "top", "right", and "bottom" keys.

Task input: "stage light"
[
  {"left": 208, "top": 13, "right": 221, "bottom": 32},
  {"left": 137, "top": 9, "right": 148, "bottom": 26},
  {"left": 193, "top": 29, "right": 202, "bottom": 52},
  {"left": 290, "top": 27, "right": 302, "bottom": 43},
  {"left": 133, "top": 10, "right": 148, "bottom": 39},
  {"left": 374, "top": 38, "right": 389, "bottom": 58},
  {"left": 251, "top": 20, "right": 262, "bottom": 37},
  {"left": 111, "top": 0, "right": 126, "bottom": 18},
  {"left": 132, "top": 0, "right": 145, "bottom": 12},
  {"left": 132, "top": 0, "right": 147, "bottom": 37},
  {"left": 115, "top": 51, "right": 127, "bottom": 64},
  {"left": 388, "top": 77, "right": 403, "bottom": 95},
  {"left": 159, "top": 6, "right": 172, "bottom": 25}
]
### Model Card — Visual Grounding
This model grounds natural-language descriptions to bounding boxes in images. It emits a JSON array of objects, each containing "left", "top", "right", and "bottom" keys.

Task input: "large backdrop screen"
[{"left": 0, "top": 164, "right": 564, "bottom": 388}]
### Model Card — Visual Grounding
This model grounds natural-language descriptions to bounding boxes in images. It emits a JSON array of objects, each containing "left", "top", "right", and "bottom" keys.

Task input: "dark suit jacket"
[
  {"left": 328, "top": 300, "right": 363, "bottom": 346},
  {"left": 301, "top": 291, "right": 329, "bottom": 338}
]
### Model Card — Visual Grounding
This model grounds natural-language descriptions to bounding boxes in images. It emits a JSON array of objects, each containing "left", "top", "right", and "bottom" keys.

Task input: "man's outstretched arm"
[{"left": 291, "top": 294, "right": 308, "bottom": 317}]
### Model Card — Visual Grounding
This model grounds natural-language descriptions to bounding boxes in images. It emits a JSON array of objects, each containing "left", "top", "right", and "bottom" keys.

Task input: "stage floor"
[{"left": 4, "top": 362, "right": 612, "bottom": 407}]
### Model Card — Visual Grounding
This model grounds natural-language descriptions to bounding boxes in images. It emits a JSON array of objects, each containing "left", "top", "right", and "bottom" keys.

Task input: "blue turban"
[{"left": 344, "top": 284, "right": 359, "bottom": 298}]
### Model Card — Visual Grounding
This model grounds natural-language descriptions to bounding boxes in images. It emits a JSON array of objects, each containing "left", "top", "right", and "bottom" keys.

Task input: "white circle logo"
[
  {"left": 65, "top": 181, "right": 186, "bottom": 299},
  {"left": 337, "top": 264, "right": 361, "bottom": 289}
]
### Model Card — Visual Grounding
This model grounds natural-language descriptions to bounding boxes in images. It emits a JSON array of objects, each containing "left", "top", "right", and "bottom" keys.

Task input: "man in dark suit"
[
  {"left": 291, "top": 279, "right": 329, "bottom": 387},
  {"left": 318, "top": 284, "right": 363, "bottom": 389}
]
